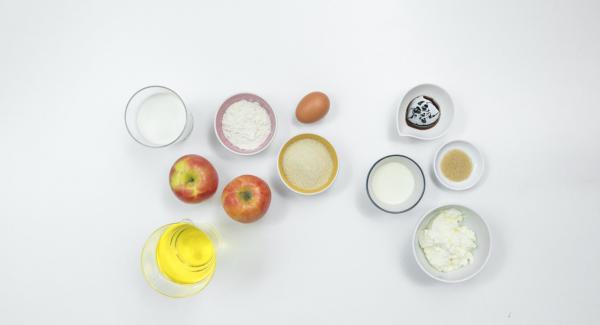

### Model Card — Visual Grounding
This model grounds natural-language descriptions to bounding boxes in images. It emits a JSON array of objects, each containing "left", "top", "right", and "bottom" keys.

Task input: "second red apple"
[{"left": 221, "top": 175, "right": 271, "bottom": 223}]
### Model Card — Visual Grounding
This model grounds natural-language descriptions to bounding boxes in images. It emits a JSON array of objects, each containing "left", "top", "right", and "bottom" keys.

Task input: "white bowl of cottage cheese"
[{"left": 412, "top": 205, "right": 491, "bottom": 283}]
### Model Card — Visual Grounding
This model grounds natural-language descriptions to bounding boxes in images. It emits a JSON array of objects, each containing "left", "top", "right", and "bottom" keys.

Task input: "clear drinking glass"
[
  {"left": 125, "top": 86, "right": 193, "bottom": 148},
  {"left": 141, "top": 220, "right": 220, "bottom": 298}
]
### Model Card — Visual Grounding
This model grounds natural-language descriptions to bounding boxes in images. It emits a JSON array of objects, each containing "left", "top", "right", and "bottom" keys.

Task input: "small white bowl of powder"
[{"left": 215, "top": 93, "right": 277, "bottom": 155}]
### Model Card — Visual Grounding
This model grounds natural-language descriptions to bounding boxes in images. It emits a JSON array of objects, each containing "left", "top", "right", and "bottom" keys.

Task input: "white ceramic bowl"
[
  {"left": 412, "top": 204, "right": 492, "bottom": 283},
  {"left": 366, "top": 155, "right": 426, "bottom": 213},
  {"left": 434, "top": 140, "right": 484, "bottom": 190},
  {"left": 396, "top": 84, "right": 454, "bottom": 140}
]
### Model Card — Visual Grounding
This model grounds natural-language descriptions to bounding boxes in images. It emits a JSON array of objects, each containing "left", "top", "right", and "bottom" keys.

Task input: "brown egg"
[{"left": 295, "top": 91, "right": 330, "bottom": 123}]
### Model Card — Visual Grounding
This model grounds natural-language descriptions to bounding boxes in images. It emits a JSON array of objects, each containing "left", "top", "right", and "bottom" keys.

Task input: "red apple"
[
  {"left": 221, "top": 175, "right": 271, "bottom": 223},
  {"left": 169, "top": 154, "right": 218, "bottom": 203}
]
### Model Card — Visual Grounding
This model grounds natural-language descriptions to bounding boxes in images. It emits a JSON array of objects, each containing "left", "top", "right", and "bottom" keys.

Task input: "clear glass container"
[
  {"left": 141, "top": 220, "right": 220, "bottom": 298},
  {"left": 125, "top": 86, "right": 193, "bottom": 148}
]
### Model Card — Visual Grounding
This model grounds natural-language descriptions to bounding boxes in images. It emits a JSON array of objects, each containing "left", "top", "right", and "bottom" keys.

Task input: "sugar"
[
  {"left": 282, "top": 138, "right": 333, "bottom": 191},
  {"left": 440, "top": 149, "right": 473, "bottom": 182}
]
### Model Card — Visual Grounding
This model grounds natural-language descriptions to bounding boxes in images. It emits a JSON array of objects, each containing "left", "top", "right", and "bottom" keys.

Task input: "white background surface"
[{"left": 1, "top": 0, "right": 599, "bottom": 324}]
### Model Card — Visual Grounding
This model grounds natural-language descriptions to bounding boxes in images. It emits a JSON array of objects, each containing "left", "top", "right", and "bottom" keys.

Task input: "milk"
[
  {"left": 371, "top": 161, "right": 415, "bottom": 205},
  {"left": 136, "top": 93, "right": 187, "bottom": 146}
]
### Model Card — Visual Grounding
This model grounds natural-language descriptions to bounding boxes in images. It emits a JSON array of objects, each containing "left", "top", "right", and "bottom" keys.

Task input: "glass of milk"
[{"left": 125, "top": 86, "right": 193, "bottom": 147}]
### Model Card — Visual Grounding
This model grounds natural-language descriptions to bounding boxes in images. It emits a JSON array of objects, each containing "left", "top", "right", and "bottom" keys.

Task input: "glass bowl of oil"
[{"left": 141, "top": 220, "right": 220, "bottom": 298}]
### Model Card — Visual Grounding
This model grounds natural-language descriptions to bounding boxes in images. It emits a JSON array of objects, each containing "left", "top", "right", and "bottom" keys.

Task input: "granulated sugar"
[
  {"left": 222, "top": 100, "right": 271, "bottom": 150},
  {"left": 282, "top": 138, "right": 334, "bottom": 191}
]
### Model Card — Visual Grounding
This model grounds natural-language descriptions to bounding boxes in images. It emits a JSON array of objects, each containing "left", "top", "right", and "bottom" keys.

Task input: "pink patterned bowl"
[{"left": 214, "top": 93, "right": 277, "bottom": 155}]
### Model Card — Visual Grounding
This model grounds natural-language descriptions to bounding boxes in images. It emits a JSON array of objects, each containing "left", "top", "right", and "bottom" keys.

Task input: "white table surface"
[{"left": 1, "top": 0, "right": 599, "bottom": 324}]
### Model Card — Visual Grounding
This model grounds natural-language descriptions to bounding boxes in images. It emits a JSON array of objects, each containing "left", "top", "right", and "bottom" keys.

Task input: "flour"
[{"left": 222, "top": 100, "right": 272, "bottom": 150}]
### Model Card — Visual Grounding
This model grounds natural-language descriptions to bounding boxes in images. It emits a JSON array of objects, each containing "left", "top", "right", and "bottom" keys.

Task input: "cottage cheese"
[{"left": 418, "top": 208, "right": 477, "bottom": 272}]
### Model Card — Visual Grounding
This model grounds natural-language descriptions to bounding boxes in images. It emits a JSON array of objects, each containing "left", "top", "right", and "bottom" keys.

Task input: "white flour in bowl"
[{"left": 222, "top": 100, "right": 271, "bottom": 150}]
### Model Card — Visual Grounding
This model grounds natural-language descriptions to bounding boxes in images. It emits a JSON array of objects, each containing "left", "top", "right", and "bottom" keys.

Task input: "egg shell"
[{"left": 295, "top": 91, "right": 330, "bottom": 123}]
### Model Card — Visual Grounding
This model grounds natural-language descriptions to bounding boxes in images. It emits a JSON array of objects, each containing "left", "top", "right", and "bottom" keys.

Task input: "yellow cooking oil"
[{"left": 155, "top": 222, "right": 216, "bottom": 285}]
